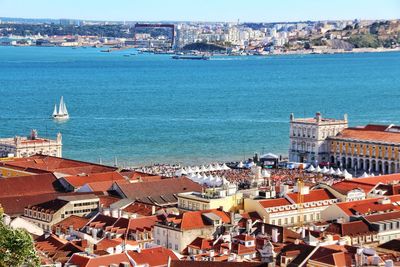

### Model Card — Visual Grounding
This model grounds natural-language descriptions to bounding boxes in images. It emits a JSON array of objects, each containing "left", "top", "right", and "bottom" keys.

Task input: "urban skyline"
[{"left": 1, "top": 0, "right": 400, "bottom": 22}]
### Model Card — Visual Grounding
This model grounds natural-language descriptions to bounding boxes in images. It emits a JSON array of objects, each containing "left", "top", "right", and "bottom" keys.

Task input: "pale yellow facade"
[{"left": 177, "top": 191, "right": 243, "bottom": 212}]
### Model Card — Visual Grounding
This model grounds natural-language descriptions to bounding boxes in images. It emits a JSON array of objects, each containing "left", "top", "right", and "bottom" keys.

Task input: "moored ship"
[{"left": 172, "top": 54, "right": 210, "bottom": 60}]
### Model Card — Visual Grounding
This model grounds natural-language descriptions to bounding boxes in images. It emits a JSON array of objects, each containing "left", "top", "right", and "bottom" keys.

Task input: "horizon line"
[{"left": 2, "top": 16, "right": 400, "bottom": 25}]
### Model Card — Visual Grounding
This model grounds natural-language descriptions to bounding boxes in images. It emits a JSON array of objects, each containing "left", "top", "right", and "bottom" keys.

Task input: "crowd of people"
[
  {"left": 269, "top": 168, "right": 343, "bottom": 186},
  {"left": 133, "top": 162, "right": 344, "bottom": 189}
]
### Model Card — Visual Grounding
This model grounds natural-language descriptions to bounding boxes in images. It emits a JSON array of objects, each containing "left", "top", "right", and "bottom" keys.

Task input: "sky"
[{"left": 1, "top": 0, "right": 399, "bottom": 22}]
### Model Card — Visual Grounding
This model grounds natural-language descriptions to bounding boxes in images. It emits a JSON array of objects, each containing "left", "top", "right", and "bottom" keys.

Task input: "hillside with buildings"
[{"left": 1, "top": 18, "right": 399, "bottom": 54}]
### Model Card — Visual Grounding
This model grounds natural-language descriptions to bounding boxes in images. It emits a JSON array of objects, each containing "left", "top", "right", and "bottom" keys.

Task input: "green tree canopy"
[{"left": 0, "top": 208, "right": 40, "bottom": 267}]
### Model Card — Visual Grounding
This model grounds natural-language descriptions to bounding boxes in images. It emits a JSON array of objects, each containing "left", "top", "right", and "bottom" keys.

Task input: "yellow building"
[
  {"left": 0, "top": 166, "right": 34, "bottom": 177},
  {"left": 177, "top": 185, "right": 243, "bottom": 212},
  {"left": 244, "top": 188, "right": 338, "bottom": 227},
  {"left": 329, "top": 124, "right": 400, "bottom": 174}
]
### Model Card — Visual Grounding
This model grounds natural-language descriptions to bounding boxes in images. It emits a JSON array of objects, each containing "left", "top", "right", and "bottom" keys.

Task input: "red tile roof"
[
  {"left": 98, "top": 195, "right": 121, "bottom": 208},
  {"left": 332, "top": 125, "right": 400, "bottom": 143},
  {"left": 286, "top": 189, "right": 337, "bottom": 204},
  {"left": 0, "top": 173, "right": 59, "bottom": 197},
  {"left": 35, "top": 234, "right": 68, "bottom": 253},
  {"left": 122, "top": 202, "right": 157, "bottom": 217},
  {"left": 63, "top": 171, "right": 125, "bottom": 188},
  {"left": 259, "top": 198, "right": 291, "bottom": 208},
  {"left": 52, "top": 215, "right": 90, "bottom": 233},
  {"left": 116, "top": 177, "right": 202, "bottom": 200},
  {"left": 68, "top": 253, "right": 133, "bottom": 267},
  {"left": 325, "top": 220, "right": 372, "bottom": 236},
  {"left": 187, "top": 237, "right": 213, "bottom": 250},
  {"left": 85, "top": 180, "right": 128, "bottom": 192},
  {"left": 331, "top": 180, "right": 376, "bottom": 195},
  {"left": 127, "top": 247, "right": 179, "bottom": 266},
  {"left": 3, "top": 155, "right": 116, "bottom": 175},
  {"left": 311, "top": 251, "right": 351, "bottom": 267},
  {"left": 335, "top": 195, "right": 400, "bottom": 216},
  {"left": 168, "top": 209, "right": 231, "bottom": 230},
  {"left": 363, "top": 211, "right": 400, "bottom": 223}
]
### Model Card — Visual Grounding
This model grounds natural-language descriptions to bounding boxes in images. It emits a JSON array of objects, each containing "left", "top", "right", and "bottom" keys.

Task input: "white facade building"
[
  {"left": 0, "top": 129, "right": 62, "bottom": 158},
  {"left": 289, "top": 112, "right": 348, "bottom": 164}
]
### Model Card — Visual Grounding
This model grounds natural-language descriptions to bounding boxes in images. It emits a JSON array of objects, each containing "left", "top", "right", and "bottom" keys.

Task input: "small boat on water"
[
  {"left": 172, "top": 54, "right": 210, "bottom": 60},
  {"left": 52, "top": 96, "right": 69, "bottom": 120}
]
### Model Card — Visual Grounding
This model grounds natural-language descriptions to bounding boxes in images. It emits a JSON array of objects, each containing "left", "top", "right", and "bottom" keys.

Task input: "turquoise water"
[{"left": 0, "top": 46, "right": 400, "bottom": 165}]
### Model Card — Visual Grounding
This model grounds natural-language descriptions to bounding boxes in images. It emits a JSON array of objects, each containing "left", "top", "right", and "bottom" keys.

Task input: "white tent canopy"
[
  {"left": 315, "top": 165, "right": 322, "bottom": 173},
  {"left": 307, "top": 165, "right": 316, "bottom": 172},
  {"left": 321, "top": 166, "right": 328, "bottom": 174},
  {"left": 360, "top": 172, "right": 369, "bottom": 178},
  {"left": 207, "top": 165, "right": 215, "bottom": 172},
  {"left": 328, "top": 167, "right": 336, "bottom": 175},
  {"left": 186, "top": 166, "right": 194, "bottom": 174},
  {"left": 222, "top": 163, "right": 230, "bottom": 170},
  {"left": 335, "top": 168, "right": 343, "bottom": 176},
  {"left": 175, "top": 168, "right": 187, "bottom": 177},
  {"left": 260, "top": 153, "right": 279, "bottom": 159},
  {"left": 214, "top": 164, "right": 222, "bottom": 171},
  {"left": 343, "top": 169, "right": 352, "bottom": 179}
]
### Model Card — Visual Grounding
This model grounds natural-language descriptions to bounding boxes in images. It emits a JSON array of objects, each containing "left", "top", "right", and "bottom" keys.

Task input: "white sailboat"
[{"left": 52, "top": 96, "right": 69, "bottom": 120}]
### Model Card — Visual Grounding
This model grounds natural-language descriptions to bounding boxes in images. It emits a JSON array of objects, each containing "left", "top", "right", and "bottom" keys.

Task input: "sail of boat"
[
  {"left": 52, "top": 104, "right": 57, "bottom": 116},
  {"left": 62, "top": 101, "right": 68, "bottom": 115},
  {"left": 52, "top": 96, "right": 69, "bottom": 120},
  {"left": 58, "top": 96, "right": 65, "bottom": 115}
]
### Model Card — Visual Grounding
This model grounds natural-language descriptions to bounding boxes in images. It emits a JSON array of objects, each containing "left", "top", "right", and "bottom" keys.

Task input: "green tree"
[{"left": 0, "top": 208, "right": 40, "bottom": 267}]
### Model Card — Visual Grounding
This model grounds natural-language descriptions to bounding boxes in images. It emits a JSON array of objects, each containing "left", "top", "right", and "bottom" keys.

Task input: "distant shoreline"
[{"left": 2, "top": 44, "right": 399, "bottom": 57}]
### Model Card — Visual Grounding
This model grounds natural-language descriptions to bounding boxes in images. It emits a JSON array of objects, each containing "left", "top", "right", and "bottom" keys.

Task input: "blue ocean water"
[{"left": 0, "top": 46, "right": 400, "bottom": 165}]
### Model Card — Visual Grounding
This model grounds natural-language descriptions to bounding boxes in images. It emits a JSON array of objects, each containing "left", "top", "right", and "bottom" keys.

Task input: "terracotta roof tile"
[
  {"left": 332, "top": 125, "right": 400, "bottom": 143},
  {"left": 187, "top": 237, "right": 213, "bottom": 250},
  {"left": 0, "top": 173, "right": 59, "bottom": 197},
  {"left": 64, "top": 171, "right": 125, "bottom": 188},
  {"left": 3, "top": 155, "right": 116, "bottom": 175},
  {"left": 286, "top": 189, "right": 337, "bottom": 203},
  {"left": 116, "top": 177, "right": 202, "bottom": 200},
  {"left": 336, "top": 195, "right": 400, "bottom": 216},
  {"left": 127, "top": 246, "right": 179, "bottom": 266},
  {"left": 259, "top": 198, "right": 291, "bottom": 208},
  {"left": 364, "top": 211, "right": 400, "bottom": 223},
  {"left": 68, "top": 253, "right": 132, "bottom": 267},
  {"left": 52, "top": 215, "right": 90, "bottom": 233}
]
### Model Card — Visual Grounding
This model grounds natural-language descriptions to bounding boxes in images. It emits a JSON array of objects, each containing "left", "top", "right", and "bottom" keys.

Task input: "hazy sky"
[{"left": 1, "top": 0, "right": 399, "bottom": 22}]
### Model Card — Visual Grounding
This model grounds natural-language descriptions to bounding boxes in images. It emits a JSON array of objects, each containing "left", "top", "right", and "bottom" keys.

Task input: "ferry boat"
[
  {"left": 172, "top": 54, "right": 210, "bottom": 60},
  {"left": 52, "top": 96, "right": 69, "bottom": 120}
]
